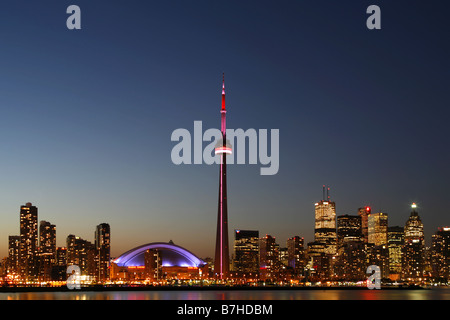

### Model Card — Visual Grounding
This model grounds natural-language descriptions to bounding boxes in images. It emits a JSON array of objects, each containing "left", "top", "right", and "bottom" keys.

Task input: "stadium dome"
[{"left": 113, "top": 241, "right": 206, "bottom": 268}]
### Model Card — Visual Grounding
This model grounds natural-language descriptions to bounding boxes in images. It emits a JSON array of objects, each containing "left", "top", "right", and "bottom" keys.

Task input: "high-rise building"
[
  {"left": 402, "top": 203, "right": 425, "bottom": 281},
  {"left": 259, "top": 235, "right": 279, "bottom": 280},
  {"left": 368, "top": 212, "right": 388, "bottom": 246},
  {"left": 19, "top": 202, "right": 38, "bottom": 280},
  {"left": 314, "top": 199, "right": 337, "bottom": 255},
  {"left": 287, "top": 236, "right": 305, "bottom": 276},
  {"left": 232, "top": 230, "right": 259, "bottom": 275},
  {"left": 214, "top": 74, "right": 232, "bottom": 280},
  {"left": 144, "top": 249, "right": 162, "bottom": 281},
  {"left": 39, "top": 220, "right": 56, "bottom": 281},
  {"left": 95, "top": 223, "right": 111, "bottom": 282},
  {"left": 358, "top": 206, "right": 371, "bottom": 244},
  {"left": 337, "top": 215, "right": 363, "bottom": 246},
  {"left": 7, "top": 236, "right": 20, "bottom": 275},
  {"left": 66, "top": 234, "right": 96, "bottom": 276},
  {"left": 388, "top": 226, "right": 404, "bottom": 280},
  {"left": 367, "top": 212, "right": 389, "bottom": 279},
  {"left": 335, "top": 215, "right": 365, "bottom": 281},
  {"left": 431, "top": 227, "right": 450, "bottom": 281}
]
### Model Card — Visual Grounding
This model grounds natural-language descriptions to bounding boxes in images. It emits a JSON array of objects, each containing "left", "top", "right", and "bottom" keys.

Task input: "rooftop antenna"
[{"left": 322, "top": 185, "right": 326, "bottom": 201}]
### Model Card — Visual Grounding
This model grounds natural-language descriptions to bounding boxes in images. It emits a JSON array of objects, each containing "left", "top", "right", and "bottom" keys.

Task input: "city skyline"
[{"left": 0, "top": 1, "right": 449, "bottom": 262}]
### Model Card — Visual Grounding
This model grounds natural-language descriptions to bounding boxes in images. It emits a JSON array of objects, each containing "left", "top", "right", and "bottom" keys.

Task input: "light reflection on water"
[{"left": 1, "top": 288, "right": 450, "bottom": 300}]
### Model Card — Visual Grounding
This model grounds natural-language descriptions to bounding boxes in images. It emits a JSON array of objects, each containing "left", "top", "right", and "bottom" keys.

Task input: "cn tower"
[{"left": 214, "top": 74, "right": 231, "bottom": 279}]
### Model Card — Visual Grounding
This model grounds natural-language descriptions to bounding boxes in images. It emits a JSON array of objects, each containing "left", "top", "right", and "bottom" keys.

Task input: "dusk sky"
[{"left": 0, "top": 1, "right": 449, "bottom": 259}]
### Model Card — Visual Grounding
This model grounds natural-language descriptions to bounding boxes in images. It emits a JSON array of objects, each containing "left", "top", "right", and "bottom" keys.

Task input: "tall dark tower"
[{"left": 214, "top": 74, "right": 231, "bottom": 279}]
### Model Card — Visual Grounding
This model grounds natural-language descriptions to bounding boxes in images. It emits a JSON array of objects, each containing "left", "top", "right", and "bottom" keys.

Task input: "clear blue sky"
[{"left": 0, "top": 1, "right": 449, "bottom": 259}]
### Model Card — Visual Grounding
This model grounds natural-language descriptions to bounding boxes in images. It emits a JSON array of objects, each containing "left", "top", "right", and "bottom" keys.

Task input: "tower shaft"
[{"left": 214, "top": 75, "right": 230, "bottom": 279}]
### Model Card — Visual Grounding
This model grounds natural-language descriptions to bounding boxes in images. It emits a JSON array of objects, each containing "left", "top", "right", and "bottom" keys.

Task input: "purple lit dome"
[{"left": 113, "top": 241, "right": 206, "bottom": 268}]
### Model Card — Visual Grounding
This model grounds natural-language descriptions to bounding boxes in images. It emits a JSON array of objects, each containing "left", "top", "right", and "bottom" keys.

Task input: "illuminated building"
[
  {"left": 367, "top": 212, "right": 389, "bottom": 278},
  {"left": 144, "top": 249, "right": 162, "bottom": 281},
  {"left": 337, "top": 215, "right": 363, "bottom": 245},
  {"left": 314, "top": 199, "right": 337, "bottom": 255},
  {"left": 402, "top": 203, "right": 425, "bottom": 281},
  {"left": 431, "top": 227, "right": 450, "bottom": 281},
  {"left": 388, "top": 226, "right": 404, "bottom": 280},
  {"left": 368, "top": 212, "right": 388, "bottom": 246},
  {"left": 335, "top": 215, "right": 366, "bottom": 281},
  {"left": 214, "top": 74, "right": 231, "bottom": 280},
  {"left": 51, "top": 247, "right": 68, "bottom": 281},
  {"left": 55, "top": 247, "right": 67, "bottom": 266},
  {"left": 232, "top": 230, "right": 259, "bottom": 275},
  {"left": 39, "top": 220, "right": 56, "bottom": 281},
  {"left": 358, "top": 206, "right": 371, "bottom": 244},
  {"left": 259, "top": 235, "right": 280, "bottom": 280},
  {"left": 287, "top": 236, "right": 305, "bottom": 276},
  {"left": 66, "top": 234, "right": 96, "bottom": 276},
  {"left": 7, "top": 236, "right": 20, "bottom": 275},
  {"left": 306, "top": 242, "right": 331, "bottom": 281},
  {"left": 19, "top": 202, "right": 38, "bottom": 280},
  {"left": 111, "top": 241, "right": 207, "bottom": 281},
  {"left": 95, "top": 223, "right": 110, "bottom": 282}
]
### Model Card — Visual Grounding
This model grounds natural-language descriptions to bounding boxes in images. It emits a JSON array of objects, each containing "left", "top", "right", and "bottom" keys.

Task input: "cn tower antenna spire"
[{"left": 221, "top": 73, "right": 226, "bottom": 111}]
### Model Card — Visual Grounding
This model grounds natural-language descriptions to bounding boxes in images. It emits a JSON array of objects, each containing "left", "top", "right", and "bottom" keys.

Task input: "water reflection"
[{"left": 1, "top": 288, "right": 450, "bottom": 300}]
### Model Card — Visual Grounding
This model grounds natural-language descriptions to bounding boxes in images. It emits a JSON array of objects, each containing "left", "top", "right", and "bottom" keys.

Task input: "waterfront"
[{"left": 1, "top": 287, "right": 449, "bottom": 300}]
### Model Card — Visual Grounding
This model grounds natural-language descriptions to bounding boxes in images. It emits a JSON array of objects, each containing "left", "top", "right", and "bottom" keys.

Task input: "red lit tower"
[{"left": 214, "top": 74, "right": 231, "bottom": 279}]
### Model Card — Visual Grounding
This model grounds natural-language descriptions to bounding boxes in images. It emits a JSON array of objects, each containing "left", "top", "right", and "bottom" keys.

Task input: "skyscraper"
[
  {"left": 388, "top": 226, "right": 404, "bottom": 280},
  {"left": 287, "top": 236, "right": 305, "bottom": 275},
  {"left": 314, "top": 198, "right": 337, "bottom": 255},
  {"left": 214, "top": 75, "right": 231, "bottom": 279},
  {"left": 402, "top": 203, "right": 425, "bottom": 281},
  {"left": 431, "top": 227, "right": 450, "bottom": 281},
  {"left": 368, "top": 212, "right": 388, "bottom": 246},
  {"left": 233, "top": 230, "right": 259, "bottom": 275},
  {"left": 39, "top": 220, "right": 56, "bottom": 281},
  {"left": 19, "top": 202, "right": 38, "bottom": 280},
  {"left": 358, "top": 206, "right": 371, "bottom": 244},
  {"left": 8, "top": 235, "right": 20, "bottom": 275},
  {"left": 95, "top": 223, "right": 111, "bottom": 282},
  {"left": 259, "top": 235, "right": 279, "bottom": 280},
  {"left": 337, "top": 214, "right": 363, "bottom": 246}
]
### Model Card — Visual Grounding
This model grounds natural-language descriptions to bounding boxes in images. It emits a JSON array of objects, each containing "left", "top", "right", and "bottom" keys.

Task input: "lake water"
[{"left": 1, "top": 288, "right": 449, "bottom": 300}]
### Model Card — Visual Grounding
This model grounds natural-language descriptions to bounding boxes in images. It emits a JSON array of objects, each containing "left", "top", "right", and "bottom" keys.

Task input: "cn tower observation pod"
[{"left": 113, "top": 241, "right": 206, "bottom": 268}]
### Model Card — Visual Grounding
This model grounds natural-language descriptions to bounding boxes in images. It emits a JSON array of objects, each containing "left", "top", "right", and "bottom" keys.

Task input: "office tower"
[
  {"left": 8, "top": 236, "right": 20, "bottom": 275},
  {"left": 144, "top": 249, "right": 162, "bottom": 281},
  {"left": 367, "top": 212, "right": 389, "bottom": 278},
  {"left": 95, "top": 223, "right": 111, "bottom": 282},
  {"left": 388, "top": 226, "right": 404, "bottom": 280},
  {"left": 402, "top": 203, "right": 425, "bottom": 281},
  {"left": 259, "top": 235, "right": 280, "bottom": 279},
  {"left": 337, "top": 215, "right": 363, "bottom": 246},
  {"left": 335, "top": 215, "right": 365, "bottom": 281},
  {"left": 287, "top": 236, "right": 305, "bottom": 276},
  {"left": 431, "top": 227, "right": 450, "bottom": 281},
  {"left": 368, "top": 212, "right": 388, "bottom": 246},
  {"left": 214, "top": 74, "right": 232, "bottom": 279},
  {"left": 39, "top": 220, "right": 56, "bottom": 281},
  {"left": 314, "top": 198, "right": 337, "bottom": 255},
  {"left": 67, "top": 234, "right": 96, "bottom": 276},
  {"left": 233, "top": 230, "right": 259, "bottom": 275},
  {"left": 358, "top": 206, "right": 371, "bottom": 244},
  {"left": 19, "top": 202, "right": 39, "bottom": 280}
]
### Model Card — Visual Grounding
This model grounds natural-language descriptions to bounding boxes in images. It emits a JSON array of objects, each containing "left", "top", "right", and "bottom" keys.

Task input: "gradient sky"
[{"left": 0, "top": 1, "right": 449, "bottom": 259}]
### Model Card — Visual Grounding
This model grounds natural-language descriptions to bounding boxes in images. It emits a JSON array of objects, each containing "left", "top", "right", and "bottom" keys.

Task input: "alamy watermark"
[
  {"left": 366, "top": 265, "right": 381, "bottom": 289},
  {"left": 171, "top": 121, "right": 279, "bottom": 175}
]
